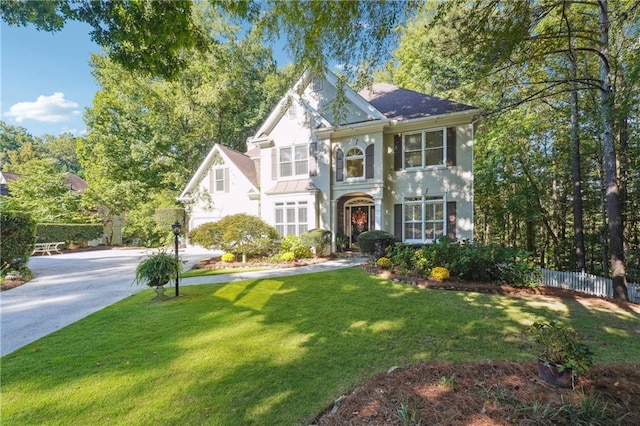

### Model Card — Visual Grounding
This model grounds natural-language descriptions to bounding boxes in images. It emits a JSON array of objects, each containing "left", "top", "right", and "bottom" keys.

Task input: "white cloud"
[{"left": 5, "top": 92, "right": 80, "bottom": 123}]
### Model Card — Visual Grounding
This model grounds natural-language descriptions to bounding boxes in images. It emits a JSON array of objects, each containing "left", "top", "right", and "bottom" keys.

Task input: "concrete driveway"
[{"left": 0, "top": 247, "right": 218, "bottom": 357}]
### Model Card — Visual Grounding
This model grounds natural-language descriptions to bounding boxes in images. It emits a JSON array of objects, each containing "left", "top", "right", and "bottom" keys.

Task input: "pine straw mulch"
[
  {"left": 314, "top": 362, "right": 640, "bottom": 425},
  {"left": 313, "top": 265, "right": 640, "bottom": 425}
]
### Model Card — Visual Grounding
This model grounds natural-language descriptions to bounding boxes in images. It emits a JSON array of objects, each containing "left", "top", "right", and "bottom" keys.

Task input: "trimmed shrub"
[
  {"left": 280, "top": 235, "right": 312, "bottom": 260},
  {"left": 280, "top": 252, "right": 296, "bottom": 262},
  {"left": 430, "top": 266, "right": 450, "bottom": 281},
  {"left": 376, "top": 257, "right": 392, "bottom": 269},
  {"left": 300, "top": 229, "right": 331, "bottom": 257},
  {"left": 221, "top": 253, "right": 236, "bottom": 262},
  {"left": 188, "top": 214, "right": 278, "bottom": 261},
  {"left": 1, "top": 211, "right": 36, "bottom": 274},
  {"left": 357, "top": 230, "right": 395, "bottom": 258}
]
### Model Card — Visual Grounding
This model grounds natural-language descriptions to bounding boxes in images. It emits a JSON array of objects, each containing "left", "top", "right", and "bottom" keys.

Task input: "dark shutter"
[
  {"left": 224, "top": 168, "right": 230, "bottom": 193},
  {"left": 446, "top": 127, "right": 457, "bottom": 167},
  {"left": 309, "top": 142, "right": 318, "bottom": 177},
  {"left": 393, "top": 134, "right": 403, "bottom": 171},
  {"left": 271, "top": 148, "right": 277, "bottom": 180},
  {"left": 365, "top": 144, "right": 374, "bottom": 179},
  {"left": 336, "top": 148, "right": 344, "bottom": 182},
  {"left": 447, "top": 201, "right": 457, "bottom": 240},
  {"left": 394, "top": 203, "right": 403, "bottom": 242}
]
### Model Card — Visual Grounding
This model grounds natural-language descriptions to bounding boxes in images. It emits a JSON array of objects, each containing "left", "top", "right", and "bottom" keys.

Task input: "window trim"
[
  {"left": 279, "top": 145, "right": 309, "bottom": 178},
  {"left": 345, "top": 146, "right": 365, "bottom": 180},
  {"left": 214, "top": 168, "right": 225, "bottom": 192},
  {"left": 402, "top": 128, "right": 446, "bottom": 170},
  {"left": 274, "top": 201, "right": 309, "bottom": 237},
  {"left": 403, "top": 195, "right": 446, "bottom": 244}
]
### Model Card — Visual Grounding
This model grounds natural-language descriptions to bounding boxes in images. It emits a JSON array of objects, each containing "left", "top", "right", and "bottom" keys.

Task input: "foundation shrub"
[
  {"left": 300, "top": 229, "right": 331, "bottom": 257},
  {"left": 280, "top": 235, "right": 312, "bottom": 260},
  {"left": 357, "top": 230, "right": 395, "bottom": 258}
]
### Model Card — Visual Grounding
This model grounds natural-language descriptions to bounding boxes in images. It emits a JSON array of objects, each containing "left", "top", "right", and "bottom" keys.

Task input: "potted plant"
[
  {"left": 133, "top": 249, "right": 181, "bottom": 299},
  {"left": 528, "top": 321, "right": 594, "bottom": 389}
]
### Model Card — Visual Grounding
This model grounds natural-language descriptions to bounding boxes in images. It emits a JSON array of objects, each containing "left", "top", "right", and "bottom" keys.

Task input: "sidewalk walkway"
[{"left": 180, "top": 256, "right": 368, "bottom": 286}]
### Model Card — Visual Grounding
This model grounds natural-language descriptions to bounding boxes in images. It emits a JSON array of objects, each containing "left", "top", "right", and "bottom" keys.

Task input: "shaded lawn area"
[
  {"left": 2, "top": 268, "right": 639, "bottom": 424},
  {"left": 180, "top": 266, "right": 268, "bottom": 278}
]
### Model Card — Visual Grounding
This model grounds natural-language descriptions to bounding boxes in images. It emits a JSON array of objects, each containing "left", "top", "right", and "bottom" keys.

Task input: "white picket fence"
[{"left": 539, "top": 269, "right": 640, "bottom": 303}]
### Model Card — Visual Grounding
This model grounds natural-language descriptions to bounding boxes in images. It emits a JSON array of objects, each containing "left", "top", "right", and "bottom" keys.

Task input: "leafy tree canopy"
[{"left": 1, "top": 0, "right": 417, "bottom": 81}]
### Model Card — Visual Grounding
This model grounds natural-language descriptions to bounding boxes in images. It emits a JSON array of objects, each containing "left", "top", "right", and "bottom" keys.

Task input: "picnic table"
[{"left": 32, "top": 242, "right": 65, "bottom": 255}]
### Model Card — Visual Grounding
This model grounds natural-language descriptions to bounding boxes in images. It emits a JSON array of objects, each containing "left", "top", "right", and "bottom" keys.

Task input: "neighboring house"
[
  {"left": 179, "top": 70, "right": 480, "bottom": 251},
  {"left": 0, "top": 171, "right": 88, "bottom": 196}
]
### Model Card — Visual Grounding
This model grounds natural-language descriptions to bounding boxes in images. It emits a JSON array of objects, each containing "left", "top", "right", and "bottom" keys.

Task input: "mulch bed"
[{"left": 315, "top": 362, "right": 640, "bottom": 425}]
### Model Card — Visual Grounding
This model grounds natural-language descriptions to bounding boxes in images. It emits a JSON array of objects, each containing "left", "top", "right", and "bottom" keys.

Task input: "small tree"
[
  {"left": 188, "top": 214, "right": 278, "bottom": 262},
  {"left": 1, "top": 210, "right": 36, "bottom": 276}
]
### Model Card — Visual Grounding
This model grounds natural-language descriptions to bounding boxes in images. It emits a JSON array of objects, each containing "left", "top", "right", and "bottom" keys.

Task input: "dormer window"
[{"left": 345, "top": 147, "right": 364, "bottom": 178}]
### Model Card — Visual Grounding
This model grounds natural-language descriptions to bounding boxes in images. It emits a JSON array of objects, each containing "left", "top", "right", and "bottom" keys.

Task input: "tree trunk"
[
  {"left": 598, "top": 0, "right": 628, "bottom": 301},
  {"left": 568, "top": 55, "right": 586, "bottom": 272}
]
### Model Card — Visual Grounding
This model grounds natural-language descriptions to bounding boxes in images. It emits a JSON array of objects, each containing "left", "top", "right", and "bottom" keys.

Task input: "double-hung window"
[
  {"left": 280, "top": 145, "right": 308, "bottom": 177},
  {"left": 275, "top": 201, "right": 308, "bottom": 237},
  {"left": 403, "top": 129, "right": 445, "bottom": 168},
  {"left": 214, "top": 168, "right": 225, "bottom": 192},
  {"left": 403, "top": 196, "right": 445, "bottom": 243}
]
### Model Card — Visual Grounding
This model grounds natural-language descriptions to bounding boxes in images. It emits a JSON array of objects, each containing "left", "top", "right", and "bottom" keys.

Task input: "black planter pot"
[{"left": 537, "top": 360, "right": 574, "bottom": 389}]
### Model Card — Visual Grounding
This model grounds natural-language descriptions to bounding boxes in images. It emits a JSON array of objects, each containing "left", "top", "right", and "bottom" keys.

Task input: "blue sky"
[
  {"left": 1, "top": 20, "right": 294, "bottom": 139},
  {"left": 1, "top": 21, "right": 102, "bottom": 137}
]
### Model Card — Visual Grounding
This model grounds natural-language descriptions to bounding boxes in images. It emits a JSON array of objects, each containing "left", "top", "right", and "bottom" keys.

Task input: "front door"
[{"left": 345, "top": 198, "right": 375, "bottom": 248}]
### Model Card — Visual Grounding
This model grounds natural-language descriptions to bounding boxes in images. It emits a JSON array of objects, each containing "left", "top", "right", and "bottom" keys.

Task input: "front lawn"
[{"left": 2, "top": 268, "right": 638, "bottom": 424}]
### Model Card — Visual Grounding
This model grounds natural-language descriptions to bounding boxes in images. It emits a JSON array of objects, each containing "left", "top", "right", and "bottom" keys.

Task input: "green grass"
[
  {"left": 2, "top": 268, "right": 639, "bottom": 425},
  {"left": 180, "top": 266, "right": 268, "bottom": 278}
]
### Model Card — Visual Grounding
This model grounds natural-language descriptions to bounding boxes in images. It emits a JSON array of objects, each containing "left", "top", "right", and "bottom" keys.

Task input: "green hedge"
[
  {"left": 1, "top": 211, "right": 36, "bottom": 274},
  {"left": 36, "top": 223, "right": 103, "bottom": 245},
  {"left": 357, "top": 230, "right": 396, "bottom": 258}
]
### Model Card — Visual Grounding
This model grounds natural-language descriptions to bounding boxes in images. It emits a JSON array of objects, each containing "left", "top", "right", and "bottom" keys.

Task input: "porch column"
[
  {"left": 374, "top": 198, "right": 382, "bottom": 230},
  {"left": 331, "top": 198, "right": 338, "bottom": 252}
]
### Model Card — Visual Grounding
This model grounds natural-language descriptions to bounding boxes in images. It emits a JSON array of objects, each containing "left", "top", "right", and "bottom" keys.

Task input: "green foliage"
[
  {"left": 188, "top": 222, "right": 220, "bottom": 249},
  {"left": 0, "top": 210, "right": 36, "bottom": 274},
  {"left": 133, "top": 249, "right": 181, "bottom": 288},
  {"left": 335, "top": 234, "right": 349, "bottom": 253},
  {"left": 385, "top": 240, "right": 539, "bottom": 286},
  {"left": 357, "top": 230, "right": 396, "bottom": 258},
  {"left": 221, "top": 253, "right": 235, "bottom": 263},
  {"left": 280, "top": 234, "right": 312, "bottom": 260},
  {"left": 528, "top": 321, "right": 594, "bottom": 376},
  {"left": 36, "top": 223, "right": 103, "bottom": 246},
  {"left": 376, "top": 257, "right": 392, "bottom": 269},
  {"left": 154, "top": 208, "right": 185, "bottom": 230},
  {"left": 4, "top": 157, "right": 83, "bottom": 223},
  {"left": 300, "top": 228, "right": 331, "bottom": 257},
  {"left": 280, "top": 252, "right": 296, "bottom": 262},
  {"left": 188, "top": 214, "right": 278, "bottom": 257}
]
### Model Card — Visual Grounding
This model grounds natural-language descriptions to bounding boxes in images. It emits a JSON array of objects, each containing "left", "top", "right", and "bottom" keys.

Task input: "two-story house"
[{"left": 179, "top": 70, "right": 480, "bottom": 251}]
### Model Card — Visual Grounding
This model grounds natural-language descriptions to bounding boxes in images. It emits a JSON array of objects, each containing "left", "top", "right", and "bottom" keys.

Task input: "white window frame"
[
  {"left": 214, "top": 168, "right": 225, "bottom": 192},
  {"left": 275, "top": 201, "right": 309, "bottom": 237},
  {"left": 403, "top": 128, "right": 446, "bottom": 169},
  {"left": 345, "top": 147, "right": 365, "bottom": 179},
  {"left": 279, "top": 145, "right": 308, "bottom": 178},
  {"left": 403, "top": 196, "right": 445, "bottom": 243}
]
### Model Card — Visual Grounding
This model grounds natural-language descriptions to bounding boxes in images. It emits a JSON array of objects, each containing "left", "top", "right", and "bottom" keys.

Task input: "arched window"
[{"left": 345, "top": 147, "right": 364, "bottom": 178}]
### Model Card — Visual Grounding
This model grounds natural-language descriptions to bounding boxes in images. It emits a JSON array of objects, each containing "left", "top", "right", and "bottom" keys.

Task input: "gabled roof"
[
  {"left": 178, "top": 143, "right": 258, "bottom": 201},
  {"left": 217, "top": 144, "right": 258, "bottom": 187},
  {"left": 249, "top": 69, "right": 387, "bottom": 142},
  {"left": 359, "top": 83, "right": 477, "bottom": 121}
]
